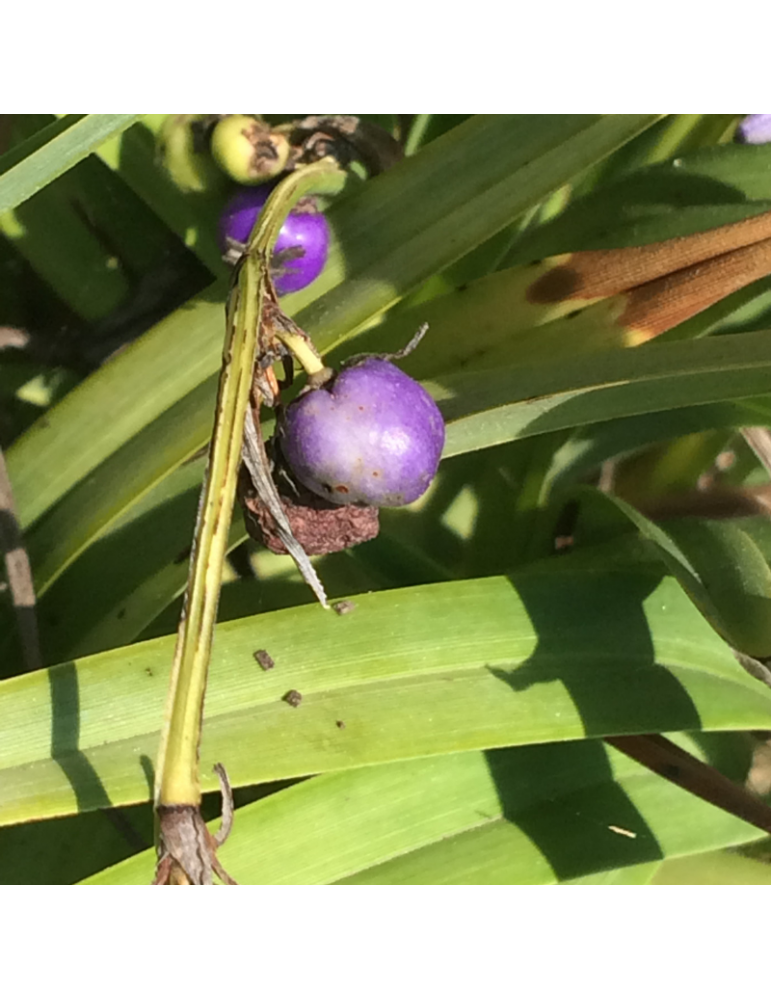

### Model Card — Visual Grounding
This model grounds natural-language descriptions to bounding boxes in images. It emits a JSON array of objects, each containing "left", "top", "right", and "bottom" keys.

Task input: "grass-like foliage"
[{"left": 3, "top": 114, "right": 771, "bottom": 884}]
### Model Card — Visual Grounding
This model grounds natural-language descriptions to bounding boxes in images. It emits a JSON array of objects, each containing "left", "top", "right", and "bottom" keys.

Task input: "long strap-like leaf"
[{"left": 0, "top": 115, "right": 140, "bottom": 215}]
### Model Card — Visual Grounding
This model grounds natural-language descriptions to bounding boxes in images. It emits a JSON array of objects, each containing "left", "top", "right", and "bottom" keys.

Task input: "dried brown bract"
[{"left": 239, "top": 465, "right": 379, "bottom": 557}]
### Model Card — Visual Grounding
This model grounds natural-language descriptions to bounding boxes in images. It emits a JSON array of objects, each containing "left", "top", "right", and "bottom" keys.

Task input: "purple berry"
[
  {"left": 218, "top": 185, "right": 330, "bottom": 294},
  {"left": 736, "top": 115, "right": 771, "bottom": 144},
  {"left": 280, "top": 358, "right": 445, "bottom": 507}
]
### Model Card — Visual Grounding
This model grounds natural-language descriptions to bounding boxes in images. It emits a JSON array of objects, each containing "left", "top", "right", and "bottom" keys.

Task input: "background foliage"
[{"left": 3, "top": 114, "right": 771, "bottom": 884}]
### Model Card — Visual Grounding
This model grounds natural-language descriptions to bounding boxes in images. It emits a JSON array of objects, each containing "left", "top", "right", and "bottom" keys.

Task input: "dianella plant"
[{"left": 3, "top": 114, "right": 771, "bottom": 884}]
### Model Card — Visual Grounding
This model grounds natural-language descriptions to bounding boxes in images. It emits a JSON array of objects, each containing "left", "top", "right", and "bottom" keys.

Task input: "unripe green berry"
[{"left": 211, "top": 115, "right": 290, "bottom": 185}]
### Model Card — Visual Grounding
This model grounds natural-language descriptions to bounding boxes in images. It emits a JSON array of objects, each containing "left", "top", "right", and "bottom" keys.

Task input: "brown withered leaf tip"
[
  {"left": 253, "top": 649, "right": 275, "bottom": 671},
  {"left": 283, "top": 689, "right": 303, "bottom": 707},
  {"left": 238, "top": 465, "right": 380, "bottom": 556}
]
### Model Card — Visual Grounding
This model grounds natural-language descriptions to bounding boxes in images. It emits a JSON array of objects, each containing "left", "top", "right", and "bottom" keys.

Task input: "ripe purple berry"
[
  {"left": 736, "top": 115, "right": 771, "bottom": 144},
  {"left": 280, "top": 358, "right": 445, "bottom": 507},
  {"left": 218, "top": 185, "right": 330, "bottom": 294}
]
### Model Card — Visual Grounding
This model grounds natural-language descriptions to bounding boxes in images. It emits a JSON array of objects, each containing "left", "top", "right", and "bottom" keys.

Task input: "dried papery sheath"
[
  {"left": 240, "top": 408, "right": 330, "bottom": 607},
  {"left": 287, "top": 115, "right": 404, "bottom": 175},
  {"left": 154, "top": 764, "right": 237, "bottom": 885}
]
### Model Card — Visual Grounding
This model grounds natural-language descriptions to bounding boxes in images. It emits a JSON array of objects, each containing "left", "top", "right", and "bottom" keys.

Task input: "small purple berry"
[
  {"left": 281, "top": 358, "right": 445, "bottom": 507},
  {"left": 218, "top": 185, "right": 330, "bottom": 294},
  {"left": 736, "top": 115, "right": 771, "bottom": 145}
]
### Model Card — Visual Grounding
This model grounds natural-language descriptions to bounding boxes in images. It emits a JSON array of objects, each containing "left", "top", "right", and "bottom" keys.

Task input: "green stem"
[
  {"left": 274, "top": 329, "right": 326, "bottom": 377},
  {"left": 155, "top": 157, "right": 347, "bottom": 808}
]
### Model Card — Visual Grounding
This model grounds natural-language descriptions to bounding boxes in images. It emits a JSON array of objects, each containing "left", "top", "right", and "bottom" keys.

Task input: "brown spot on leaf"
[{"left": 253, "top": 649, "right": 275, "bottom": 671}]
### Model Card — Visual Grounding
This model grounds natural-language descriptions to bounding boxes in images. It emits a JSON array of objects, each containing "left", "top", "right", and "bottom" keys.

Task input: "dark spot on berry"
[
  {"left": 253, "top": 649, "right": 274, "bottom": 671},
  {"left": 372, "top": 470, "right": 380, "bottom": 477},
  {"left": 358, "top": 405, "right": 365, "bottom": 411},
  {"left": 283, "top": 689, "right": 302, "bottom": 707},
  {"left": 334, "top": 484, "right": 349, "bottom": 494}
]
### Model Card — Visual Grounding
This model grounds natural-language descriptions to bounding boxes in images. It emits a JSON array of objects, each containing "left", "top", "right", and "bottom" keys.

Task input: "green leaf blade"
[
  {"left": 3, "top": 571, "right": 771, "bottom": 827},
  {"left": 0, "top": 114, "right": 140, "bottom": 216}
]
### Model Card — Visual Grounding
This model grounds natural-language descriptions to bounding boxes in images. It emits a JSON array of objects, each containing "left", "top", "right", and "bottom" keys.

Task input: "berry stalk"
[{"left": 153, "top": 158, "right": 346, "bottom": 883}]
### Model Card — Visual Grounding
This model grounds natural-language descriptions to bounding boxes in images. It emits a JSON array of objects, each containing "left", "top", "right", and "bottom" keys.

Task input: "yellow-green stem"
[
  {"left": 154, "top": 158, "right": 347, "bottom": 808},
  {"left": 275, "top": 329, "right": 327, "bottom": 377}
]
